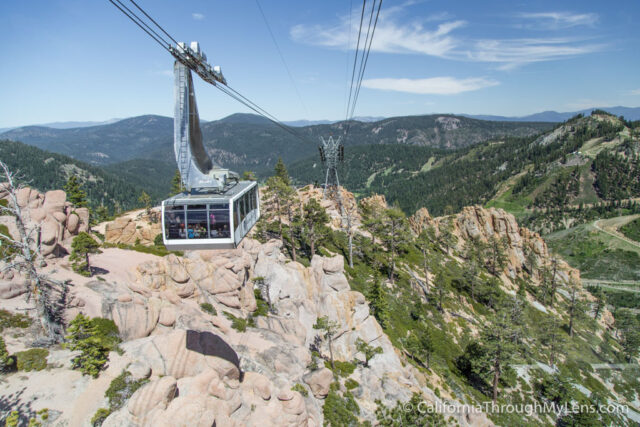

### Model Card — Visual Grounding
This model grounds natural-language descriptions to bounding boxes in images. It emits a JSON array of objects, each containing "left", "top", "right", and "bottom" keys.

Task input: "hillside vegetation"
[
  {"left": 290, "top": 111, "right": 640, "bottom": 226},
  {"left": 1, "top": 113, "right": 552, "bottom": 175},
  {"left": 0, "top": 140, "right": 163, "bottom": 212}
]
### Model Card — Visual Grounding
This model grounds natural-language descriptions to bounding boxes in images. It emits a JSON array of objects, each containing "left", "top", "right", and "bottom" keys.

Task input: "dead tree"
[{"left": 0, "top": 160, "right": 68, "bottom": 342}]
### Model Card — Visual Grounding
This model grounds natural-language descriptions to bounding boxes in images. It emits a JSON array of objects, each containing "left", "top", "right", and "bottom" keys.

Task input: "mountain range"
[{"left": 0, "top": 112, "right": 553, "bottom": 176}]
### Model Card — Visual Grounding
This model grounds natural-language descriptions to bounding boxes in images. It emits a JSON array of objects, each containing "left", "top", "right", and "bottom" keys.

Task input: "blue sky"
[{"left": 1, "top": 0, "right": 639, "bottom": 127}]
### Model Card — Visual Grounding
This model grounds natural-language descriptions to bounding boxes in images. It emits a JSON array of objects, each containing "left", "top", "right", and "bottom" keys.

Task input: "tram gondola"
[{"left": 160, "top": 41, "right": 260, "bottom": 250}]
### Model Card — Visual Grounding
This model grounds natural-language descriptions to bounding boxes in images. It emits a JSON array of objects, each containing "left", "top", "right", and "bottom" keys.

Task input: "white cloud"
[
  {"left": 361, "top": 77, "right": 499, "bottom": 95},
  {"left": 290, "top": 5, "right": 603, "bottom": 69},
  {"left": 290, "top": 5, "right": 465, "bottom": 58},
  {"left": 517, "top": 12, "right": 598, "bottom": 30},
  {"left": 630, "top": 89, "right": 640, "bottom": 96},
  {"left": 463, "top": 38, "right": 604, "bottom": 70},
  {"left": 192, "top": 13, "right": 205, "bottom": 21}
]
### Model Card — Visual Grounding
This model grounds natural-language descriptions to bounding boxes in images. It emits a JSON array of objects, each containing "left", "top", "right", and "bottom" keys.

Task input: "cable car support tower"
[{"left": 318, "top": 136, "right": 344, "bottom": 200}]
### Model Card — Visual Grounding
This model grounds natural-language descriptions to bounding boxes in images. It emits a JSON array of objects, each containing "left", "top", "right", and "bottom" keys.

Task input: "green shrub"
[
  {"left": 91, "top": 408, "right": 111, "bottom": 427},
  {"left": 325, "top": 360, "right": 356, "bottom": 378},
  {"left": 70, "top": 232, "right": 102, "bottom": 276},
  {"left": 15, "top": 348, "right": 49, "bottom": 372},
  {"left": 65, "top": 314, "right": 120, "bottom": 377},
  {"left": 90, "top": 318, "right": 121, "bottom": 352},
  {"left": 200, "top": 303, "right": 217, "bottom": 315},
  {"left": 344, "top": 378, "right": 359, "bottom": 390},
  {"left": 253, "top": 289, "right": 269, "bottom": 317},
  {"left": 323, "top": 383, "right": 359, "bottom": 426},
  {"left": 0, "top": 335, "right": 15, "bottom": 372},
  {"left": 0, "top": 309, "right": 31, "bottom": 332},
  {"left": 291, "top": 383, "right": 309, "bottom": 397},
  {"left": 5, "top": 411, "right": 19, "bottom": 427},
  {"left": 153, "top": 233, "right": 163, "bottom": 247},
  {"left": 91, "top": 370, "right": 149, "bottom": 426},
  {"left": 223, "top": 312, "right": 248, "bottom": 332}
]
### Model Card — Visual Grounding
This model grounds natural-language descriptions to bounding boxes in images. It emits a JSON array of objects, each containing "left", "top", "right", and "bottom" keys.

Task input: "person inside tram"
[{"left": 169, "top": 214, "right": 186, "bottom": 239}]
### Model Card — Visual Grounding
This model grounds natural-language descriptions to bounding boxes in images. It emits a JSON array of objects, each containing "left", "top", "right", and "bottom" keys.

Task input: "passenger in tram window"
[{"left": 222, "top": 224, "right": 229, "bottom": 237}]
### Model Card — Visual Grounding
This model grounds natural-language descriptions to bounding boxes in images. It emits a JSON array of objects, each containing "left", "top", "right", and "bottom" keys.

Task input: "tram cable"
[{"left": 107, "top": 0, "right": 315, "bottom": 146}]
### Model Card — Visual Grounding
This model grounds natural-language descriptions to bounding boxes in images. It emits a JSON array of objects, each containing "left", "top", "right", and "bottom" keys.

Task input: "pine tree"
[
  {"left": 403, "top": 327, "right": 434, "bottom": 369},
  {"left": 300, "top": 198, "right": 329, "bottom": 257},
  {"left": 65, "top": 314, "right": 109, "bottom": 377},
  {"left": 355, "top": 338, "right": 383, "bottom": 367},
  {"left": 64, "top": 175, "right": 87, "bottom": 207},
  {"left": 590, "top": 287, "right": 606, "bottom": 320},
  {"left": 138, "top": 191, "right": 152, "bottom": 216},
  {"left": 313, "top": 316, "right": 340, "bottom": 370},
  {"left": 416, "top": 227, "right": 436, "bottom": 293},
  {"left": 170, "top": 170, "right": 184, "bottom": 196},
  {"left": 274, "top": 157, "right": 290, "bottom": 185},
  {"left": 567, "top": 278, "right": 586, "bottom": 338},
  {"left": 481, "top": 307, "right": 519, "bottom": 403},
  {"left": 368, "top": 278, "right": 390, "bottom": 328},
  {"left": 486, "top": 235, "right": 508, "bottom": 276},
  {"left": 437, "top": 219, "right": 457, "bottom": 255},
  {"left": 433, "top": 267, "right": 451, "bottom": 312},
  {"left": 70, "top": 232, "right": 102, "bottom": 277}
]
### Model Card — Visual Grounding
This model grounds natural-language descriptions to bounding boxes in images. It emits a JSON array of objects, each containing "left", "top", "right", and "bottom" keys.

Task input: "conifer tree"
[
  {"left": 300, "top": 198, "right": 329, "bottom": 257},
  {"left": 403, "top": 327, "right": 434, "bottom": 369},
  {"left": 481, "top": 307, "right": 519, "bottom": 403},
  {"left": 70, "top": 232, "right": 102, "bottom": 277},
  {"left": 64, "top": 175, "right": 87, "bottom": 207},
  {"left": 274, "top": 157, "right": 290, "bottom": 185},
  {"left": 313, "top": 316, "right": 340, "bottom": 370},
  {"left": 170, "top": 170, "right": 184, "bottom": 196},
  {"left": 486, "top": 235, "right": 508, "bottom": 276},
  {"left": 437, "top": 219, "right": 457, "bottom": 255},
  {"left": 368, "top": 278, "right": 390, "bottom": 328},
  {"left": 138, "top": 191, "right": 152, "bottom": 216},
  {"left": 416, "top": 227, "right": 436, "bottom": 293},
  {"left": 355, "top": 338, "right": 383, "bottom": 368},
  {"left": 567, "top": 278, "right": 586, "bottom": 338},
  {"left": 65, "top": 314, "right": 109, "bottom": 377}
]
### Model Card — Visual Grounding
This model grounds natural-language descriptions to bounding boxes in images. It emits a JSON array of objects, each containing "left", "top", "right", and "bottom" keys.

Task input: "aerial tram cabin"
[
  {"left": 162, "top": 181, "right": 259, "bottom": 250},
  {"left": 159, "top": 41, "right": 261, "bottom": 250}
]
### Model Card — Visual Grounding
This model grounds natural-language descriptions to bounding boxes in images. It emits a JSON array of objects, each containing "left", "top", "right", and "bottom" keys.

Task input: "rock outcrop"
[
  {"left": 105, "top": 211, "right": 161, "bottom": 246},
  {"left": 0, "top": 187, "right": 89, "bottom": 258},
  {"left": 52, "top": 237, "right": 488, "bottom": 425},
  {"left": 409, "top": 204, "right": 578, "bottom": 285}
]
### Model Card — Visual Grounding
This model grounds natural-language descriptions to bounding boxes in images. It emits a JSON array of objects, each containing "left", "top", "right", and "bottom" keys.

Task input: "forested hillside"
[
  {"left": 0, "top": 140, "right": 166, "bottom": 212},
  {"left": 0, "top": 113, "right": 553, "bottom": 177},
  {"left": 290, "top": 111, "right": 640, "bottom": 222}
]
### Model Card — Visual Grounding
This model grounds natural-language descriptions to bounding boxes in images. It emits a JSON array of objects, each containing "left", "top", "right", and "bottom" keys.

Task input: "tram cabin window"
[
  {"left": 208, "top": 203, "right": 230, "bottom": 238},
  {"left": 186, "top": 205, "right": 208, "bottom": 239},
  {"left": 165, "top": 205, "right": 186, "bottom": 239}
]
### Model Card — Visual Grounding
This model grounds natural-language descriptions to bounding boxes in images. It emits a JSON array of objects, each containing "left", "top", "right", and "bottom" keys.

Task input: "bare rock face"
[
  {"left": 409, "top": 205, "right": 577, "bottom": 287},
  {"left": 359, "top": 194, "right": 388, "bottom": 216},
  {"left": 105, "top": 212, "right": 161, "bottom": 246},
  {"left": 0, "top": 187, "right": 90, "bottom": 258},
  {"left": 133, "top": 247, "right": 256, "bottom": 312},
  {"left": 297, "top": 185, "right": 361, "bottom": 230},
  {"left": 409, "top": 207, "right": 432, "bottom": 235},
  {"left": 303, "top": 368, "right": 333, "bottom": 398}
]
